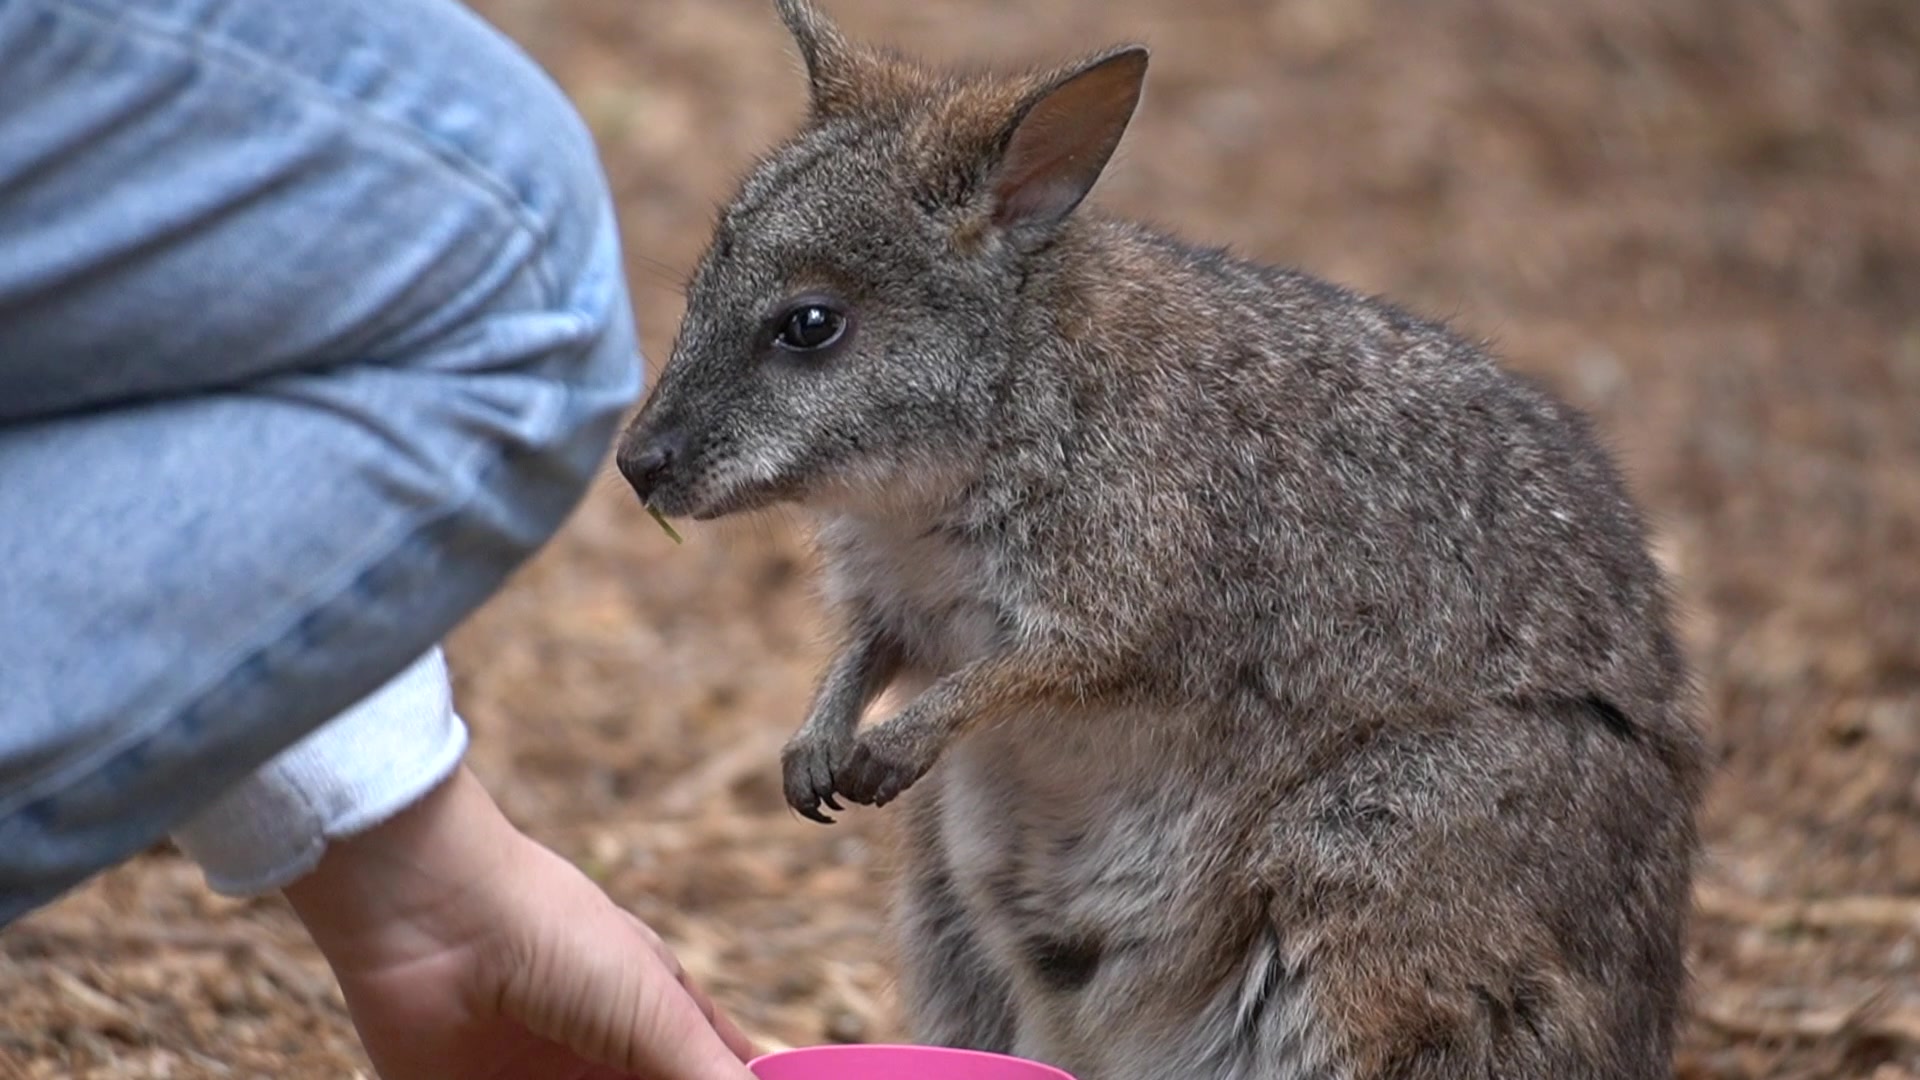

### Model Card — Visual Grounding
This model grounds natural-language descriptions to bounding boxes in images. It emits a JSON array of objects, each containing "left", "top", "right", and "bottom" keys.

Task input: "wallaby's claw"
[{"left": 782, "top": 730, "right": 850, "bottom": 825}]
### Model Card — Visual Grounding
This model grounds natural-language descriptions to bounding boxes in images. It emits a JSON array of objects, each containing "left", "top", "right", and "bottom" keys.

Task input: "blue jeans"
[{"left": 0, "top": 0, "right": 641, "bottom": 921}]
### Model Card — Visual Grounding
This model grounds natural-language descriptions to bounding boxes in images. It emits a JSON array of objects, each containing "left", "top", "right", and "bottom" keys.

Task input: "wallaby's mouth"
[
  {"left": 625, "top": 472, "right": 783, "bottom": 524},
  {"left": 616, "top": 422, "right": 809, "bottom": 523},
  {"left": 685, "top": 476, "right": 801, "bottom": 521}
]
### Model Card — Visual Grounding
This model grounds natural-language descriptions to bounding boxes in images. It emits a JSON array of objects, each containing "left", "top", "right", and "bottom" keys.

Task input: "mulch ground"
[{"left": 4, "top": 0, "right": 1917, "bottom": 1076}]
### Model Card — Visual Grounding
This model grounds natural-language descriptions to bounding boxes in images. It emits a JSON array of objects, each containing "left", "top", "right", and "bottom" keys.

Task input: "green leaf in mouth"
[{"left": 648, "top": 504, "right": 684, "bottom": 545}]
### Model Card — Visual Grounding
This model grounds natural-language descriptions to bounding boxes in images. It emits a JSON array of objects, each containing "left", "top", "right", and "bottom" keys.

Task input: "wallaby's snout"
[
  {"left": 613, "top": 386, "right": 763, "bottom": 521},
  {"left": 614, "top": 423, "right": 686, "bottom": 508}
]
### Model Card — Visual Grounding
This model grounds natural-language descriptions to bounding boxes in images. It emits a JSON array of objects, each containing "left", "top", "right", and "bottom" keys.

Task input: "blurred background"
[{"left": 3, "top": 0, "right": 1916, "bottom": 1076}]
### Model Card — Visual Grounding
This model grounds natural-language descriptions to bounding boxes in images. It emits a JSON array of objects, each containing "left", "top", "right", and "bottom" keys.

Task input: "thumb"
[
  {"left": 492, "top": 864, "right": 758, "bottom": 1079},
  {"left": 622, "top": 912, "right": 761, "bottom": 1065}
]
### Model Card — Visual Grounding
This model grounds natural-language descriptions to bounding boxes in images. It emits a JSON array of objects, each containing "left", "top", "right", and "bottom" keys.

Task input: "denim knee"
[
  {"left": 0, "top": 0, "right": 646, "bottom": 424},
  {"left": 0, "top": 0, "right": 643, "bottom": 919},
  {"left": 387, "top": 11, "right": 645, "bottom": 477}
]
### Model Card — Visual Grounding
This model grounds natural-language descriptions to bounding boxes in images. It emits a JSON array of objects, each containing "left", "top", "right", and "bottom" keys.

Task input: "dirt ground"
[{"left": 4, "top": 0, "right": 1917, "bottom": 1076}]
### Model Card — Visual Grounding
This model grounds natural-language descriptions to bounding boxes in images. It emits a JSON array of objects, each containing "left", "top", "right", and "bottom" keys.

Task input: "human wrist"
[
  {"left": 282, "top": 764, "right": 521, "bottom": 973},
  {"left": 172, "top": 648, "right": 470, "bottom": 896}
]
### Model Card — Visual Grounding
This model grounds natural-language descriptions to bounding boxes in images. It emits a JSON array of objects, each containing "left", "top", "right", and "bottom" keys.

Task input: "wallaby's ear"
[
  {"left": 774, "top": 0, "right": 862, "bottom": 117},
  {"left": 990, "top": 45, "right": 1149, "bottom": 234}
]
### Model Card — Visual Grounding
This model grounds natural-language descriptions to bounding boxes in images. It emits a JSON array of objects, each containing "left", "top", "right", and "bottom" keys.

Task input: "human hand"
[{"left": 284, "top": 765, "right": 757, "bottom": 1080}]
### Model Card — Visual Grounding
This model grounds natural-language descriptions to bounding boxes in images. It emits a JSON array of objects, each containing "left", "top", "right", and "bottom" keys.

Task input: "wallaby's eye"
[{"left": 774, "top": 304, "right": 847, "bottom": 352}]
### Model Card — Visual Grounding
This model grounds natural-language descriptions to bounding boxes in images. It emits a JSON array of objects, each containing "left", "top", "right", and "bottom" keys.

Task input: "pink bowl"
[{"left": 748, "top": 1044, "right": 1077, "bottom": 1080}]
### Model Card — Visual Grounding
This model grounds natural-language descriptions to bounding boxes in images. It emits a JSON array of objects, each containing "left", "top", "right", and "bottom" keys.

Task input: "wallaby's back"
[{"left": 979, "top": 218, "right": 1687, "bottom": 728}]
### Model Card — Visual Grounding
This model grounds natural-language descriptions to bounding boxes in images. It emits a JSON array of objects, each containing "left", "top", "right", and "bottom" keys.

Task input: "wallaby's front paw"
[
  {"left": 781, "top": 728, "right": 851, "bottom": 824},
  {"left": 834, "top": 725, "right": 936, "bottom": 808}
]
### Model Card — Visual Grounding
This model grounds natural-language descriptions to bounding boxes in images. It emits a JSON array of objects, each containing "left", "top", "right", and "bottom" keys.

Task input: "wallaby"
[{"left": 617, "top": 2, "right": 1707, "bottom": 1077}]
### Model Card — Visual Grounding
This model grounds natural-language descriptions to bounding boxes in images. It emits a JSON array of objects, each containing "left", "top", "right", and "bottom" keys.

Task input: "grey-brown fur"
[{"left": 617, "top": 3, "right": 1707, "bottom": 1077}]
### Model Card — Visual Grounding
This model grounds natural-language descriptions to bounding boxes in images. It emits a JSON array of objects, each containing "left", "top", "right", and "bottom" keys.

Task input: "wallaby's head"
[{"left": 618, "top": 0, "right": 1147, "bottom": 521}]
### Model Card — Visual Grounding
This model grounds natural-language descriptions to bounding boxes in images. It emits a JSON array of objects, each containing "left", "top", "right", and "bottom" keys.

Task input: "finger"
[
  {"left": 503, "top": 888, "right": 756, "bottom": 1080},
  {"left": 679, "top": 975, "right": 759, "bottom": 1062},
  {"left": 618, "top": 911, "right": 690, "bottom": 981},
  {"left": 622, "top": 914, "right": 758, "bottom": 1068},
  {"left": 641, "top": 929, "right": 759, "bottom": 1063},
  {"left": 620, "top": 950, "right": 761, "bottom": 1079}
]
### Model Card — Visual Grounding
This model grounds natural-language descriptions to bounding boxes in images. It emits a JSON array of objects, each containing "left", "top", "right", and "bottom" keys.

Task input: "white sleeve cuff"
[{"left": 170, "top": 647, "right": 469, "bottom": 896}]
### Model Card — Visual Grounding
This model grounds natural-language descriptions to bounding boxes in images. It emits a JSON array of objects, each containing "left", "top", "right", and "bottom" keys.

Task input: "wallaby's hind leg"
[{"left": 891, "top": 779, "right": 1018, "bottom": 1053}]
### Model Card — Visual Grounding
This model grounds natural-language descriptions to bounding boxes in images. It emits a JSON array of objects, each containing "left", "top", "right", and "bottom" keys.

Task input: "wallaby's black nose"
[{"left": 618, "top": 429, "right": 685, "bottom": 502}]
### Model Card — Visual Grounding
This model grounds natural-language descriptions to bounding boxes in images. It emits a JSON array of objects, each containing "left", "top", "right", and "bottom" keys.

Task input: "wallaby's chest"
[
  {"left": 820, "top": 518, "right": 1008, "bottom": 673},
  {"left": 938, "top": 717, "right": 1212, "bottom": 936},
  {"left": 927, "top": 714, "right": 1302, "bottom": 1076}
]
